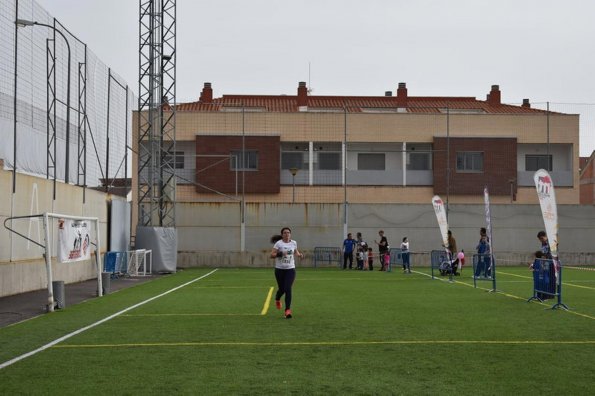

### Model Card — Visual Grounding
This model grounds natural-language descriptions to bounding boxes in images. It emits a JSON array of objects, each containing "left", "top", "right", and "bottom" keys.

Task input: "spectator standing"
[
  {"left": 537, "top": 230, "right": 552, "bottom": 259},
  {"left": 374, "top": 230, "right": 389, "bottom": 271},
  {"left": 536, "top": 230, "right": 556, "bottom": 297},
  {"left": 400, "top": 237, "right": 411, "bottom": 273},
  {"left": 475, "top": 227, "right": 491, "bottom": 279},
  {"left": 446, "top": 230, "right": 460, "bottom": 276},
  {"left": 356, "top": 245, "right": 365, "bottom": 270},
  {"left": 356, "top": 232, "right": 368, "bottom": 251},
  {"left": 342, "top": 233, "right": 357, "bottom": 270},
  {"left": 367, "top": 247, "right": 374, "bottom": 271}
]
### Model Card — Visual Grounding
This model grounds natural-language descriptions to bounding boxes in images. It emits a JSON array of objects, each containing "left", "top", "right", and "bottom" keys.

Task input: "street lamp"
[
  {"left": 16, "top": 19, "right": 72, "bottom": 184},
  {"left": 289, "top": 167, "right": 299, "bottom": 203},
  {"left": 508, "top": 178, "right": 516, "bottom": 203}
]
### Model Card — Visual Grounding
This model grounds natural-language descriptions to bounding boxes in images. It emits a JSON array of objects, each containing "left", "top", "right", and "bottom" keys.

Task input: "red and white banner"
[
  {"left": 57, "top": 218, "right": 91, "bottom": 263},
  {"left": 432, "top": 195, "right": 449, "bottom": 248},
  {"left": 533, "top": 169, "right": 558, "bottom": 257}
]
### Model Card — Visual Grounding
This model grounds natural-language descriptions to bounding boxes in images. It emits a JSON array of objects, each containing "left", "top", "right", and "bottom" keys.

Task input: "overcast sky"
[{"left": 35, "top": 0, "right": 595, "bottom": 155}]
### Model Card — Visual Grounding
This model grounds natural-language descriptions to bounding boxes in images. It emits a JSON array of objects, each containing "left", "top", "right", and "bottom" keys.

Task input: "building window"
[
  {"left": 230, "top": 150, "right": 258, "bottom": 170},
  {"left": 317, "top": 152, "right": 341, "bottom": 170},
  {"left": 407, "top": 152, "right": 431, "bottom": 170},
  {"left": 456, "top": 152, "right": 483, "bottom": 172},
  {"left": 164, "top": 151, "right": 184, "bottom": 169},
  {"left": 281, "top": 152, "right": 305, "bottom": 170},
  {"left": 358, "top": 153, "right": 385, "bottom": 170},
  {"left": 526, "top": 154, "right": 552, "bottom": 171}
]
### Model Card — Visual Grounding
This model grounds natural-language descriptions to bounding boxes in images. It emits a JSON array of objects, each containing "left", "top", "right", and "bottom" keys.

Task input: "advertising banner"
[
  {"left": 483, "top": 186, "right": 493, "bottom": 253},
  {"left": 432, "top": 195, "right": 449, "bottom": 248},
  {"left": 533, "top": 169, "right": 559, "bottom": 257}
]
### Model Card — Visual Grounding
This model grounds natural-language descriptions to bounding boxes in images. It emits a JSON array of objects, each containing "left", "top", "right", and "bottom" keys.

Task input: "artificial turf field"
[{"left": 1, "top": 265, "right": 594, "bottom": 395}]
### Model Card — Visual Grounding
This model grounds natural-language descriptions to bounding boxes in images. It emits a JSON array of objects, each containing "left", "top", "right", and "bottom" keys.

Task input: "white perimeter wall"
[{"left": 0, "top": 167, "right": 120, "bottom": 297}]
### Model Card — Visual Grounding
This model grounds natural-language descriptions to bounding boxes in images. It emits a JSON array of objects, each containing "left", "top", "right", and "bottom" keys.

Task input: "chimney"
[
  {"left": 297, "top": 81, "right": 308, "bottom": 110},
  {"left": 396, "top": 82, "right": 407, "bottom": 105},
  {"left": 522, "top": 98, "right": 531, "bottom": 108},
  {"left": 161, "top": 95, "right": 171, "bottom": 111},
  {"left": 487, "top": 84, "right": 501, "bottom": 105},
  {"left": 200, "top": 82, "right": 213, "bottom": 103},
  {"left": 385, "top": 91, "right": 392, "bottom": 97}
]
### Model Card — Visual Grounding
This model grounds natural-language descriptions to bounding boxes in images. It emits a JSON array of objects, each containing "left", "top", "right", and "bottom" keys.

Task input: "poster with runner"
[{"left": 57, "top": 218, "right": 91, "bottom": 263}]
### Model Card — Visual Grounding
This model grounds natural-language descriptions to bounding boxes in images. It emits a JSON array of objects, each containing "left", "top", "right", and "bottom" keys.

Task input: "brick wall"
[
  {"left": 580, "top": 156, "right": 594, "bottom": 204},
  {"left": 433, "top": 137, "right": 517, "bottom": 196},
  {"left": 195, "top": 136, "right": 280, "bottom": 194}
]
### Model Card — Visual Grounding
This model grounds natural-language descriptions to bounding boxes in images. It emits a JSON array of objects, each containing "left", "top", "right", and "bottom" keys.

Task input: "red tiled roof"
[{"left": 176, "top": 86, "right": 552, "bottom": 114}]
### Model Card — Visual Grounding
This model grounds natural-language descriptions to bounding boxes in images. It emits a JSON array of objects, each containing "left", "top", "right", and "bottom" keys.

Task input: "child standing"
[
  {"left": 383, "top": 250, "right": 391, "bottom": 272},
  {"left": 400, "top": 237, "right": 411, "bottom": 273},
  {"left": 355, "top": 246, "right": 364, "bottom": 270},
  {"left": 367, "top": 247, "right": 374, "bottom": 271}
]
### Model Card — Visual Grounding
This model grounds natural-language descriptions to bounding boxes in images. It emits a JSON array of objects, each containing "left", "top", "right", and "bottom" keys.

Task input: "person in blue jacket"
[{"left": 342, "top": 233, "right": 357, "bottom": 270}]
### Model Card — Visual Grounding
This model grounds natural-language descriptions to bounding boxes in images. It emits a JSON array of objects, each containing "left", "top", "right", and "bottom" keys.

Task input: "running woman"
[{"left": 270, "top": 227, "right": 303, "bottom": 319}]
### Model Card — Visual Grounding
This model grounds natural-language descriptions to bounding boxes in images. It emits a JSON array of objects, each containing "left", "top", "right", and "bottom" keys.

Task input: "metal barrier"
[
  {"left": 388, "top": 248, "right": 403, "bottom": 272},
  {"left": 313, "top": 247, "right": 341, "bottom": 268},
  {"left": 472, "top": 253, "right": 497, "bottom": 291},
  {"left": 104, "top": 251, "right": 127, "bottom": 276},
  {"left": 528, "top": 258, "right": 568, "bottom": 310}
]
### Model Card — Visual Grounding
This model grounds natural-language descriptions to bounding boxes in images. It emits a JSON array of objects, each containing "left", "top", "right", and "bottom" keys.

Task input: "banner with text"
[
  {"left": 534, "top": 169, "right": 559, "bottom": 257},
  {"left": 432, "top": 195, "right": 449, "bottom": 248},
  {"left": 57, "top": 219, "right": 91, "bottom": 263}
]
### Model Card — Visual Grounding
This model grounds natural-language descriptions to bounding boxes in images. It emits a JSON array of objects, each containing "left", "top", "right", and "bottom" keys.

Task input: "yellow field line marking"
[
  {"left": 418, "top": 270, "right": 595, "bottom": 320},
  {"left": 261, "top": 287, "right": 274, "bottom": 316},
  {"left": 52, "top": 339, "right": 595, "bottom": 349},
  {"left": 481, "top": 273, "right": 595, "bottom": 320},
  {"left": 565, "top": 266, "right": 595, "bottom": 272},
  {"left": 499, "top": 270, "right": 595, "bottom": 291},
  {"left": 562, "top": 283, "right": 595, "bottom": 291}
]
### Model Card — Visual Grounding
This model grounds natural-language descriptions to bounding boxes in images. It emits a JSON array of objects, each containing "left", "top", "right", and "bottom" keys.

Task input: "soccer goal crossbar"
[{"left": 4, "top": 212, "right": 102, "bottom": 312}]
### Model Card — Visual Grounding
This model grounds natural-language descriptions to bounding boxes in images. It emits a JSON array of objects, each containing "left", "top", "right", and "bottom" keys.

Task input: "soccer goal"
[
  {"left": 4, "top": 212, "right": 102, "bottom": 312},
  {"left": 126, "top": 249, "right": 153, "bottom": 276}
]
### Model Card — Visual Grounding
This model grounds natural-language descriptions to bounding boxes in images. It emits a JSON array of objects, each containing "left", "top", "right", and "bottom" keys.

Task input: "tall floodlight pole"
[
  {"left": 138, "top": 0, "right": 176, "bottom": 227},
  {"left": 16, "top": 18, "right": 72, "bottom": 184}
]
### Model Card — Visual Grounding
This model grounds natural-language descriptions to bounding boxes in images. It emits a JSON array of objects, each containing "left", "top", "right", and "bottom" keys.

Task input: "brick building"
[
  {"left": 580, "top": 151, "right": 595, "bottom": 204},
  {"left": 133, "top": 82, "right": 580, "bottom": 206}
]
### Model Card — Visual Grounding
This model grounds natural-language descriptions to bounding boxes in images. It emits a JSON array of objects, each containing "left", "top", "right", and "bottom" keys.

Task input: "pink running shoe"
[
  {"left": 284, "top": 309, "right": 292, "bottom": 319},
  {"left": 275, "top": 300, "right": 281, "bottom": 310}
]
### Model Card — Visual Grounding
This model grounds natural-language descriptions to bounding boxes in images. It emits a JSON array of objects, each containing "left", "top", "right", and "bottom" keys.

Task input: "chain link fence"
[{"left": 0, "top": 0, "right": 134, "bottom": 194}]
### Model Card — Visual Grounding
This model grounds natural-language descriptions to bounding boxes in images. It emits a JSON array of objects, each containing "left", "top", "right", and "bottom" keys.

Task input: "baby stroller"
[{"left": 438, "top": 259, "right": 453, "bottom": 276}]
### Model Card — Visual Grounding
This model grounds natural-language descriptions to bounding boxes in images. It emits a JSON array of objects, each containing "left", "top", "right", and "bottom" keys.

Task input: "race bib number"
[{"left": 283, "top": 250, "right": 293, "bottom": 264}]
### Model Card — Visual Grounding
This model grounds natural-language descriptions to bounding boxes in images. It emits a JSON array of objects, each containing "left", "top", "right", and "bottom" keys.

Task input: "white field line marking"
[
  {"left": 0, "top": 269, "right": 219, "bottom": 370},
  {"left": 52, "top": 339, "right": 595, "bottom": 349},
  {"left": 121, "top": 313, "right": 260, "bottom": 317},
  {"left": 415, "top": 270, "right": 595, "bottom": 320},
  {"left": 261, "top": 287, "right": 274, "bottom": 316}
]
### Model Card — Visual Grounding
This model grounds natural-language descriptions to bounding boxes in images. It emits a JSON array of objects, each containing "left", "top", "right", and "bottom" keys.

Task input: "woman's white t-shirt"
[
  {"left": 400, "top": 241, "right": 409, "bottom": 252},
  {"left": 273, "top": 239, "right": 298, "bottom": 269}
]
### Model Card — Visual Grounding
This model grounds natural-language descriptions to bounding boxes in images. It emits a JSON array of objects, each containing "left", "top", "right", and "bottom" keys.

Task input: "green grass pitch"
[{"left": 1, "top": 266, "right": 594, "bottom": 394}]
